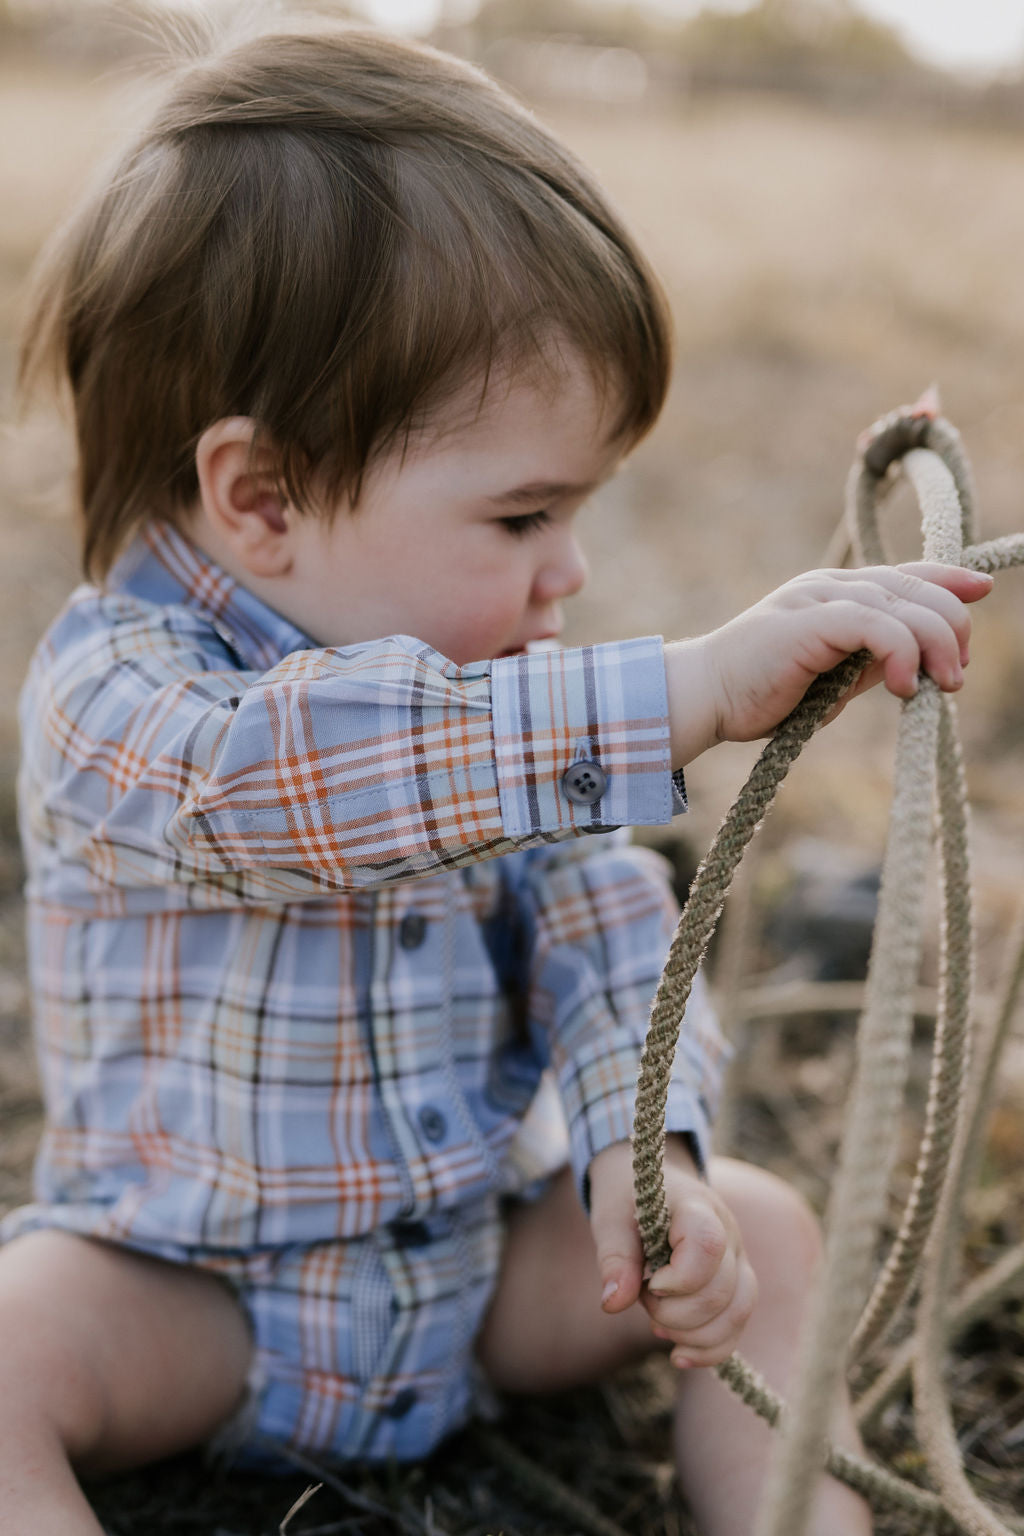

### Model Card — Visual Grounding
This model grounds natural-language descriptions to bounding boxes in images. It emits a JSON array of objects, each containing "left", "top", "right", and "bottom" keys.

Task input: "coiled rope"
[{"left": 632, "top": 403, "right": 1024, "bottom": 1536}]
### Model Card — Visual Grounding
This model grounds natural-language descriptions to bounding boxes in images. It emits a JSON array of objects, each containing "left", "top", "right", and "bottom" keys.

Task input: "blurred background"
[
  {"left": 3, "top": 0, "right": 1024, "bottom": 1192},
  {"left": 4, "top": 8, "right": 1024, "bottom": 1527}
]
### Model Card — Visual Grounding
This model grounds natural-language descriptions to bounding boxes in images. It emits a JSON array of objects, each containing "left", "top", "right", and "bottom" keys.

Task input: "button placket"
[
  {"left": 390, "top": 1218, "right": 432, "bottom": 1247},
  {"left": 385, "top": 1385, "right": 418, "bottom": 1419},
  {"left": 417, "top": 1104, "right": 448, "bottom": 1143},
  {"left": 399, "top": 911, "right": 427, "bottom": 950},
  {"left": 421, "top": 878, "right": 501, "bottom": 1184}
]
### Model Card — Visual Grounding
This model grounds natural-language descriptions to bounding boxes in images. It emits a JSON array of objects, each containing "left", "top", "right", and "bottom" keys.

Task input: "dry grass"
[{"left": 3, "top": 45, "right": 1024, "bottom": 1536}]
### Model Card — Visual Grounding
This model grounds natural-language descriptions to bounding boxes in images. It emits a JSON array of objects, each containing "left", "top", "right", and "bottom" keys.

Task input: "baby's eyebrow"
[{"left": 487, "top": 479, "right": 598, "bottom": 508}]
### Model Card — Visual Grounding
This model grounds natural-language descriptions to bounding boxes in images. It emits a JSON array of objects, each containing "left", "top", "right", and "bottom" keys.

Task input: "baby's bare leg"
[
  {"left": 672, "top": 1158, "right": 871, "bottom": 1536},
  {"left": 476, "top": 1159, "right": 871, "bottom": 1536},
  {"left": 475, "top": 1167, "right": 656, "bottom": 1392},
  {"left": 0, "top": 1228, "right": 252, "bottom": 1535}
]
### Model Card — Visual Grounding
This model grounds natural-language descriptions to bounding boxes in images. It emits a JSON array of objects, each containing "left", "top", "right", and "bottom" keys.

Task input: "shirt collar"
[{"left": 107, "top": 520, "right": 313, "bottom": 672}]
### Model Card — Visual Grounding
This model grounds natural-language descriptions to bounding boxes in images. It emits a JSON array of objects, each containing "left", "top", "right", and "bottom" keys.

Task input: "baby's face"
[{"left": 285, "top": 355, "right": 625, "bottom": 664}]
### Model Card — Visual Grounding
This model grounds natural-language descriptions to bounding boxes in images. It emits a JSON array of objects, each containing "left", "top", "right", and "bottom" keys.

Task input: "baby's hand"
[
  {"left": 667, "top": 562, "right": 993, "bottom": 763},
  {"left": 588, "top": 1138, "right": 756, "bottom": 1368}
]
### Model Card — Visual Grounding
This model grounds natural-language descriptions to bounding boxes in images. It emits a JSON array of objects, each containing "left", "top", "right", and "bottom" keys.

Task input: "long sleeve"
[
  {"left": 513, "top": 834, "right": 728, "bottom": 1201},
  {"left": 21, "top": 587, "right": 684, "bottom": 910}
]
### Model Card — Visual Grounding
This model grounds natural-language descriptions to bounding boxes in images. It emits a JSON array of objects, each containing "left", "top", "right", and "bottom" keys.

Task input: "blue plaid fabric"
[{"left": 4, "top": 519, "right": 727, "bottom": 1462}]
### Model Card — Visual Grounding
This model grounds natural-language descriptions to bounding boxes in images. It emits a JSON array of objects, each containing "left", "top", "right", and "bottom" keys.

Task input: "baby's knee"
[
  {"left": 0, "top": 1228, "right": 252, "bottom": 1471},
  {"left": 0, "top": 1232, "right": 110, "bottom": 1459},
  {"left": 710, "top": 1157, "right": 823, "bottom": 1291}
]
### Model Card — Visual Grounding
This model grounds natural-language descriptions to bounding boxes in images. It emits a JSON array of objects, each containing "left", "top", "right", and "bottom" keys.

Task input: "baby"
[{"left": 0, "top": 23, "right": 989, "bottom": 1536}]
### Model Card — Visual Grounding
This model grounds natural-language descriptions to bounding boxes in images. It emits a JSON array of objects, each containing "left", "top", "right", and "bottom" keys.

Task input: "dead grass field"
[{"left": 2, "top": 46, "right": 1024, "bottom": 1536}]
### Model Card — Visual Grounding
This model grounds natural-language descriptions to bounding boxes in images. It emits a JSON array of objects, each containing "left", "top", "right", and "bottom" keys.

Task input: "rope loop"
[
  {"left": 849, "top": 396, "right": 976, "bottom": 565},
  {"left": 631, "top": 401, "right": 1024, "bottom": 1536}
]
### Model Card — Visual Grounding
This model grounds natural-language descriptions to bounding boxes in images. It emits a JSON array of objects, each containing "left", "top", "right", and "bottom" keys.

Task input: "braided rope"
[
  {"left": 844, "top": 437, "right": 979, "bottom": 1364},
  {"left": 913, "top": 1081, "right": 1011, "bottom": 1535},
  {"left": 910, "top": 908, "right": 1024, "bottom": 1535},
  {"left": 957, "top": 900, "right": 1024, "bottom": 1240},
  {"left": 632, "top": 652, "right": 868, "bottom": 1272},
  {"left": 849, "top": 697, "right": 973, "bottom": 1362},
  {"left": 756, "top": 684, "right": 944, "bottom": 1536},
  {"left": 856, "top": 1238, "right": 1024, "bottom": 1432},
  {"left": 631, "top": 406, "right": 1024, "bottom": 1533},
  {"left": 965, "top": 534, "right": 1024, "bottom": 574},
  {"left": 856, "top": 884, "right": 1024, "bottom": 1443}
]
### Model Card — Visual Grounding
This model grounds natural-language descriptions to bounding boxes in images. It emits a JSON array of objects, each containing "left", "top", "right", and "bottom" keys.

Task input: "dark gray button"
[
  {"left": 418, "top": 1105, "right": 447, "bottom": 1143},
  {"left": 385, "top": 1386, "right": 418, "bottom": 1418},
  {"left": 399, "top": 912, "right": 428, "bottom": 950},
  {"left": 390, "top": 1219, "right": 432, "bottom": 1248},
  {"left": 561, "top": 759, "right": 608, "bottom": 805}
]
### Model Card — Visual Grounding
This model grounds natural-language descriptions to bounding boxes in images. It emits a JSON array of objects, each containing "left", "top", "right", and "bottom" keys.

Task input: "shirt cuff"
[
  {"left": 561, "top": 1045, "right": 715, "bottom": 1210},
  {"left": 490, "top": 637, "right": 684, "bottom": 837}
]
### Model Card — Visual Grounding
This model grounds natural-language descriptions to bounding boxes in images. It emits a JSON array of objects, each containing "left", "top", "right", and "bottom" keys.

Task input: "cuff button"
[{"left": 561, "top": 759, "right": 608, "bottom": 805}]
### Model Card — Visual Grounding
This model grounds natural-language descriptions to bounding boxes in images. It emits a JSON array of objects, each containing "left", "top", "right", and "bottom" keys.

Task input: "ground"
[{"left": 2, "top": 39, "right": 1024, "bottom": 1536}]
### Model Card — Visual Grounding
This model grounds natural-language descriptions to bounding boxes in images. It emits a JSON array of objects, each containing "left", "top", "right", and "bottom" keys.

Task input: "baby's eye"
[{"left": 497, "top": 509, "right": 552, "bottom": 538}]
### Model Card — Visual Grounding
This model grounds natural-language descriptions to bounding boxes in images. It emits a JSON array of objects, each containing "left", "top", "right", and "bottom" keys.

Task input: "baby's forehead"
[
  {"left": 355, "top": 358, "right": 627, "bottom": 519},
  {"left": 410, "top": 349, "right": 627, "bottom": 451}
]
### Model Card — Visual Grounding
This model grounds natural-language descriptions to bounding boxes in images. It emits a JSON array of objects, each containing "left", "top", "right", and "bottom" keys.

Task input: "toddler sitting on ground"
[{"left": 0, "top": 23, "right": 990, "bottom": 1535}]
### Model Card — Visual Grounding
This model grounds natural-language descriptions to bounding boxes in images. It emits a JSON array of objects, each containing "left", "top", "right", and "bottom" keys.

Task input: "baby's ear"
[{"left": 195, "top": 417, "right": 293, "bottom": 578}]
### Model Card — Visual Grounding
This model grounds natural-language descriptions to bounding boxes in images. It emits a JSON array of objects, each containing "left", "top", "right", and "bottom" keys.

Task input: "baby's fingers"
[
  {"left": 894, "top": 562, "right": 993, "bottom": 609},
  {"left": 666, "top": 1260, "right": 758, "bottom": 1369},
  {"left": 838, "top": 581, "right": 968, "bottom": 693},
  {"left": 846, "top": 563, "right": 990, "bottom": 663},
  {"left": 650, "top": 1203, "right": 731, "bottom": 1299},
  {"left": 800, "top": 591, "right": 969, "bottom": 700},
  {"left": 645, "top": 1245, "right": 738, "bottom": 1335}
]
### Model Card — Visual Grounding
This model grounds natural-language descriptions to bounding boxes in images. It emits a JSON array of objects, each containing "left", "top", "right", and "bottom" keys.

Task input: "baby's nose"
[{"left": 535, "top": 535, "right": 588, "bottom": 602}]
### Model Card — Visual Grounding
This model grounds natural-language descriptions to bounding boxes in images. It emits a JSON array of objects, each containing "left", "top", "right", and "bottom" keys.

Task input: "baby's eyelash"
[{"left": 498, "top": 509, "right": 551, "bottom": 538}]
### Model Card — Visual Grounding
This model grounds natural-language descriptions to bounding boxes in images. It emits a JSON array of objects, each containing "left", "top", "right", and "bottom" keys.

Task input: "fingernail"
[
  {"left": 601, "top": 1279, "right": 619, "bottom": 1306},
  {"left": 671, "top": 1351, "right": 693, "bottom": 1370},
  {"left": 647, "top": 1283, "right": 669, "bottom": 1297},
  {"left": 969, "top": 570, "right": 994, "bottom": 584}
]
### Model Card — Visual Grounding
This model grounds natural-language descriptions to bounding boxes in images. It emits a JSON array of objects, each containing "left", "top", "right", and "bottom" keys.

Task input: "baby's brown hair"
[{"left": 21, "top": 23, "right": 672, "bottom": 580}]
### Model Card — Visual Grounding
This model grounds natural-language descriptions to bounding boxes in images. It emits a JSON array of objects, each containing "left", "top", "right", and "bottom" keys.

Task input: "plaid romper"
[{"left": 3, "top": 521, "right": 726, "bottom": 1463}]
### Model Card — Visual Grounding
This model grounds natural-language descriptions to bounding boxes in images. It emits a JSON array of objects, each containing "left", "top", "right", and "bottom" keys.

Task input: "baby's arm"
[
  {"left": 664, "top": 561, "right": 992, "bottom": 767},
  {"left": 32, "top": 560, "right": 989, "bottom": 904},
  {"left": 28, "top": 611, "right": 676, "bottom": 901},
  {"left": 513, "top": 835, "right": 727, "bottom": 1203}
]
